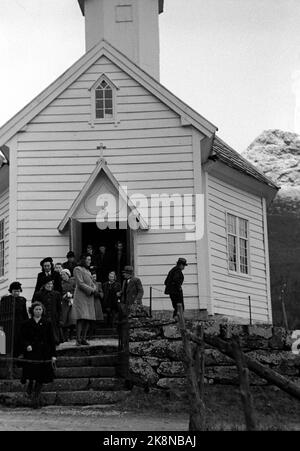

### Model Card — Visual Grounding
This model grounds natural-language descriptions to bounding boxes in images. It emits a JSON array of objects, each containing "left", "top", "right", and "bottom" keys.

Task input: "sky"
[{"left": 1, "top": 0, "right": 300, "bottom": 152}]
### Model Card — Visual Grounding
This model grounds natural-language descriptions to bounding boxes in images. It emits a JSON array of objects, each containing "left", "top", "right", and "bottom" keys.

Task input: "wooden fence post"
[
  {"left": 231, "top": 338, "right": 256, "bottom": 431},
  {"left": 177, "top": 304, "right": 206, "bottom": 431}
]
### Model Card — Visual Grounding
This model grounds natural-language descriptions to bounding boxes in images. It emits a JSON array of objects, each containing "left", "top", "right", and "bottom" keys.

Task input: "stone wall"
[{"left": 128, "top": 307, "right": 300, "bottom": 392}]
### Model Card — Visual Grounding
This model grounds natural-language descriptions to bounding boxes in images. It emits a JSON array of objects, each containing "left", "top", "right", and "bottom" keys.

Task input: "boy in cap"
[{"left": 164, "top": 258, "right": 188, "bottom": 318}]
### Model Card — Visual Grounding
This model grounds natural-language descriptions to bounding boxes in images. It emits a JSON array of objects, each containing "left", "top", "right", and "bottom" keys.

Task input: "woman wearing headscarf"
[
  {"left": 20, "top": 302, "right": 56, "bottom": 409},
  {"left": 33, "top": 257, "right": 62, "bottom": 301},
  {"left": 73, "top": 254, "right": 97, "bottom": 346},
  {"left": 0, "top": 281, "right": 28, "bottom": 356},
  {"left": 34, "top": 280, "right": 63, "bottom": 345},
  {"left": 60, "top": 269, "right": 76, "bottom": 341}
]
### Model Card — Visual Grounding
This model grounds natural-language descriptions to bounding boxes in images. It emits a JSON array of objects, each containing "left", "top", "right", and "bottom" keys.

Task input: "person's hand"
[
  {"left": 26, "top": 346, "right": 32, "bottom": 352},
  {"left": 52, "top": 357, "right": 57, "bottom": 362}
]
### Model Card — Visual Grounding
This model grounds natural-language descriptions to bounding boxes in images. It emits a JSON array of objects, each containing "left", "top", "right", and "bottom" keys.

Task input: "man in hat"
[
  {"left": 62, "top": 251, "right": 77, "bottom": 277},
  {"left": 33, "top": 257, "right": 62, "bottom": 301},
  {"left": 164, "top": 258, "right": 188, "bottom": 318},
  {"left": 120, "top": 266, "right": 144, "bottom": 306}
]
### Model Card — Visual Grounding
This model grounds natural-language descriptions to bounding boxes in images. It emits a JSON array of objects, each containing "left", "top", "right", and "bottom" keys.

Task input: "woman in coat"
[
  {"left": 0, "top": 281, "right": 28, "bottom": 356},
  {"left": 34, "top": 280, "right": 63, "bottom": 345},
  {"left": 73, "top": 254, "right": 97, "bottom": 346},
  {"left": 20, "top": 302, "right": 56, "bottom": 409},
  {"left": 60, "top": 269, "right": 76, "bottom": 341},
  {"left": 33, "top": 257, "right": 62, "bottom": 301}
]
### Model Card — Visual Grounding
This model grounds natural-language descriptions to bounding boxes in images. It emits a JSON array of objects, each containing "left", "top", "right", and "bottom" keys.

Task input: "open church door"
[{"left": 69, "top": 218, "right": 82, "bottom": 260}]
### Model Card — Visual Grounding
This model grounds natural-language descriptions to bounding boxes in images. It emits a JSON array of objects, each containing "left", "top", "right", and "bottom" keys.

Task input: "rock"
[
  {"left": 129, "top": 328, "right": 161, "bottom": 342},
  {"left": 163, "top": 324, "right": 181, "bottom": 340},
  {"left": 129, "top": 357, "right": 159, "bottom": 386},
  {"left": 129, "top": 339, "right": 184, "bottom": 361},
  {"left": 204, "top": 349, "right": 233, "bottom": 366},
  {"left": 205, "top": 366, "right": 266, "bottom": 386},
  {"left": 156, "top": 378, "right": 187, "bottom": 390},
  {"left": 246, "top": 350, "right": 300, "bottom": 367},
  {"left": 157, "top": 361, "right": 185, "bottom": 377},
  {"left": 269, "top": 327, "right": 290, "bottom": 350},
  {"left": 220, "top": 324, "right": 247, "bottom": 339},
  {"left": 144, "top": 357, "right": 162, "bottom": 368},
  {"left": 246, "top": 325, "right": 273, "bottom": 339},
  {"left": 128, "top": 304, "right": 149, "bottom": 318}
]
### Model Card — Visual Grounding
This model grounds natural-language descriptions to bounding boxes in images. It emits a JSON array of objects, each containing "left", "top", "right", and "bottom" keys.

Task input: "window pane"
[
  {"left": 95, "top": 89, "right": 104, "bottom": 99},
  {"left": 105, "top": 98, "right": 113, "bottom": 109},
  {"left": 239, "top": 218, "right": 248, "bottom": 238},
  {"left": 105, "top": 109, "right": 113, "bottom": 116},
  {"left": 228, "top": 234, "right": 237, "bottom": 272},
  {"left": 227, "top": 214, "right": 236, "bottom": 235},
  {"left": 0, "top": 220, "right": 3, "bottom": 240},
  {"left": 239, "top": 238, "right": 248, "bottom": 274},
  {"left": 104, "top": 89, "right": 113, "bottom": 99},
  {"left": 100, "top": 80, "right": 108, "bottom": 88},
  {"left": 96, "top": 109, "right": 104, "bottom": 119}
]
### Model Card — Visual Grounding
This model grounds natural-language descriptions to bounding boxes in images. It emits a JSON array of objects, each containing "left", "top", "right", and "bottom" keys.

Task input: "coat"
[
  {"left": 33, "top": 271, "right": 62, "bottom": 300},
  {"left": 20, "top": 318, "right": 56, "bottom": 384},
  {"left": 164, "top": 265, "right": 184, "bottom": 303},
  {"left": 73, "top": 266, "right": 96, "bottom": 321},
  {"left": 62, "top": 261, "right": 77, "bottom": 277},
  {"left": 34, "top": 290, "right": 63, "bottom": 345},
  {"left": 61, "top": 279, "right": 76, "bottom": 328},
  {"left": 102, "top": 281, "right": 121, "bottom": 312},
  {"left": 94, "top": 282, "right": 104, "bottom": 321},
  {"left": 0, "top": 295, "right": 28, "bottom": 356},
  {"left": 95, "top": 252, "right": 113, "bottom": 283},
  {"left": 121, "top": 277, "right": 144, "bottom": 306}
]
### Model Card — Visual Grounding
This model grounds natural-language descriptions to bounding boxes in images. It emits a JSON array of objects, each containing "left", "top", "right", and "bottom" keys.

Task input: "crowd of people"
[
  {"left": 0, "top": 241, "right": 145, "bottom": 408},
  {"left": 0, "top": 248, "right": 187, "bottom": 408}
]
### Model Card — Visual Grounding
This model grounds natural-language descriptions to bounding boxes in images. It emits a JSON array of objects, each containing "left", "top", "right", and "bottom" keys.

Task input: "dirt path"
[{"left": 0, "top": 406, "right": 188, "bottom": 431}]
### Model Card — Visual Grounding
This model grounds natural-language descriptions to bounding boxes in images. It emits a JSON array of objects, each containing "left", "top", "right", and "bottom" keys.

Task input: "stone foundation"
[{"left": 128, "top": 306, "right": 300, "bottom": 392}]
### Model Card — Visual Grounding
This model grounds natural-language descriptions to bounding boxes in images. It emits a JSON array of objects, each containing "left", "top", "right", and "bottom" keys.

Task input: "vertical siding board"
[{"left": 0, "top": 189, "right": 9, "bottom": 296}]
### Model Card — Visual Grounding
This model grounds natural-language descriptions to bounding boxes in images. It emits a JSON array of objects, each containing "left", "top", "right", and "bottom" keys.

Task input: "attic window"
[
  {"left": 90, "top": 75, "right": 118, "bottom": 125},
  {"left": 95, "top": 80, "right": 113, "bottom": 119}
]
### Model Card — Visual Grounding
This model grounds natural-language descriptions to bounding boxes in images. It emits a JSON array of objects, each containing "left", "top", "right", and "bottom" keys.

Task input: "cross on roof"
[{"left": 96, "top": 143, "right": 107, "bottom": 164}]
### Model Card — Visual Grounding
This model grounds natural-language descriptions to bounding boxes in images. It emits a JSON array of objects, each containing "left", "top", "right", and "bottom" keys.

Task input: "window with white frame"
[
  {"left": 95, "top": 79, "right": 113, "bottom": 119},
  {"left": 227, "top": 213, "right": 249, "bottom": 275},
  {"left": 0, "top": 219, "right": 4, "bottom": 278}
]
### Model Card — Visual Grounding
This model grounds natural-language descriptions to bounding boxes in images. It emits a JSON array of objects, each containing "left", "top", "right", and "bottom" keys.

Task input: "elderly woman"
[
  {"left": 60, "top": 269, "right": 76, "bottom": 341},
  {"left": 73, "top": 254, "right": 97, "bottom": 346},
  {"left": 0, "top": 281, "right": 28, "bottom": 356},
  {"left": 20, "top": 302, "right": 56, "bottom": 409},
  {"left": 34, "top": 280, "right": 63, "bottom": 345}
]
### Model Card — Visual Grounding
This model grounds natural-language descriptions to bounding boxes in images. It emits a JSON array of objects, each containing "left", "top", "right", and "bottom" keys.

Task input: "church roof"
[
  {"left": 212, "top": 136, "right": 279, "bottom": 190},
  {"left": 78, "top": 0, "right": 164, "bottom": 15},
  {"left": 0, "top": 39, "right": 217, "bottom": 147}
]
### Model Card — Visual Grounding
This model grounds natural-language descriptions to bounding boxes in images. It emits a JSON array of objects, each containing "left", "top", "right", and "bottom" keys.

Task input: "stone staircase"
[{"left": 0, "top": 334, "right": 130, "bottom": 407}]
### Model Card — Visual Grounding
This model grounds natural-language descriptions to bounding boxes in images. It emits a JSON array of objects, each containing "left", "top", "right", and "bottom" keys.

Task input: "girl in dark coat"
[
  {"left": 0, "top": 282, "right": 28, "bottom": 356},
  {"left": 34, "top": 280, "right": 63, "bottom": 345},
  {"left": 20, "top": 302, "right": 56, "bottom": 408},
  {"left": 33, "top": 257, "right": 62, "bottom": 301}
]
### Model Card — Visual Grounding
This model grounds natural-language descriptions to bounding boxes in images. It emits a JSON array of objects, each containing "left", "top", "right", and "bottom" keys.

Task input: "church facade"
[{"left": 0, "top": 0, "right": 278, "bottom": 322}]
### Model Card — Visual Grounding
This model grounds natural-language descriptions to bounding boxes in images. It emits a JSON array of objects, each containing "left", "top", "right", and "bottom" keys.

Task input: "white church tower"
[{"left": 78, "top": 0, "right": 164, "bottom": 80}]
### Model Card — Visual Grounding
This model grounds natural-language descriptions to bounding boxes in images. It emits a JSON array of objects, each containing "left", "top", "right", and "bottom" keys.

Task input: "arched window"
[
  {"left": 89, "top": 75, "right": 118, "bottom": 125},
  {"left": 95, "top": 79, "right": 113, "bottom": 119}
]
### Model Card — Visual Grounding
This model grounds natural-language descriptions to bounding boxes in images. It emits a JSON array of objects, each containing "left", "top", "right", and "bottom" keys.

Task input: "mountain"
[{"left": 243, "top": 129, "right": 300, "bottom": 329}]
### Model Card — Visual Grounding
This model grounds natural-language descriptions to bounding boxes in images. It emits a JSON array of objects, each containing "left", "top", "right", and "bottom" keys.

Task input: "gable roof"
[
  {"left": 212, "top": 136, "right": 279, "bottom": 190},
  {"left": 58, "top": 158, "right": 149, "bottom": 232},
  {"left": 78, "top": 0, "right": 165, "bottom": 15},
  {"left": 0, "top": 40, "right": 217, "bottom": 147}
]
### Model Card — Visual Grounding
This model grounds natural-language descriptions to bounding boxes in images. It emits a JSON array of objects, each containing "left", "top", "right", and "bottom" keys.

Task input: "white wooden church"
[{"left": 0, "top": 0, "right": 278, "bottom": 323}]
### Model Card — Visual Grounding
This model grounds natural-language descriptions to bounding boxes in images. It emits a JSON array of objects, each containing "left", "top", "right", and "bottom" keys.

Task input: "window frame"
[
  {"left": 226, "top": 211, "right": 251, "bottom": 278},
  {"left": 89, "top": 75, "right": 119, "bottom": 126},
  {"left": 0, "top": 218, "right": 5, "bottom": 279}
]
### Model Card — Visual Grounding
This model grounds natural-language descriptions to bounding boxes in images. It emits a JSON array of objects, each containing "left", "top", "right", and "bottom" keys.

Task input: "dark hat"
[
  {"left": 122, "top": 265, "right": 134, "bottom": 274},
  {"left": 40, "top": 257, "right": 53, "bottom": 267},
  {"left": 9, "top": 281, "right": 22, "bottom": 293},
  {"left": 177, "top": 258, "right": 188, "bottom": 266},
  {"left": 66, "top": 251, "right": 75, "bottom": 258}
]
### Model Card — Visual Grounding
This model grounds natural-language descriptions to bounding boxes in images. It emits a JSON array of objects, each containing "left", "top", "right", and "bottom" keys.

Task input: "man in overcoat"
[
  {"left": 164, "top": 258, "right": 188, "bottom": 318},
  {"left": 120, "top": 266, "right": 144, "bottom": 306}
]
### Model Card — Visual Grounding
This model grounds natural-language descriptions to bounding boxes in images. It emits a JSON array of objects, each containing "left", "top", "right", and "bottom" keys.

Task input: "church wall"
[
  {"left": 0, "top": 188, "right": 9, "bottom": 297},
  {"left": 15, "top": 56, "right": 200, "bottom": 308},
  {"left": 207, "top": 174, "right": 270, "bottom": 323}
]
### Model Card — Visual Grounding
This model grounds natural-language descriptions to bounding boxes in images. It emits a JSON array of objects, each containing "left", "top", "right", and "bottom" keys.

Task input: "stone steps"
[
  {"left": 0, "top": 377, "right": 124, "bottom": 393},
  {"left": 0, "top": 390, "right": 128, "bottom": 406}
]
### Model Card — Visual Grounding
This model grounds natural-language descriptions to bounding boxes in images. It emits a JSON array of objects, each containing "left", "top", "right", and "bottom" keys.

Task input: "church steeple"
[{"left": 78, "top": 0, "right": 164, "bottom": 80}]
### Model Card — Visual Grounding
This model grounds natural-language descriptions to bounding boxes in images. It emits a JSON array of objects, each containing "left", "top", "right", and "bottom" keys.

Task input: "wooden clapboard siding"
[
  {"left": 0, "top": 189, "right": 9, "bottom": 297},
  {"left": 16, "top": 56, "right": 199, "bottom": 306},
  {"left": 207, "top": 174, "right": 270, "bottom": 322}
]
